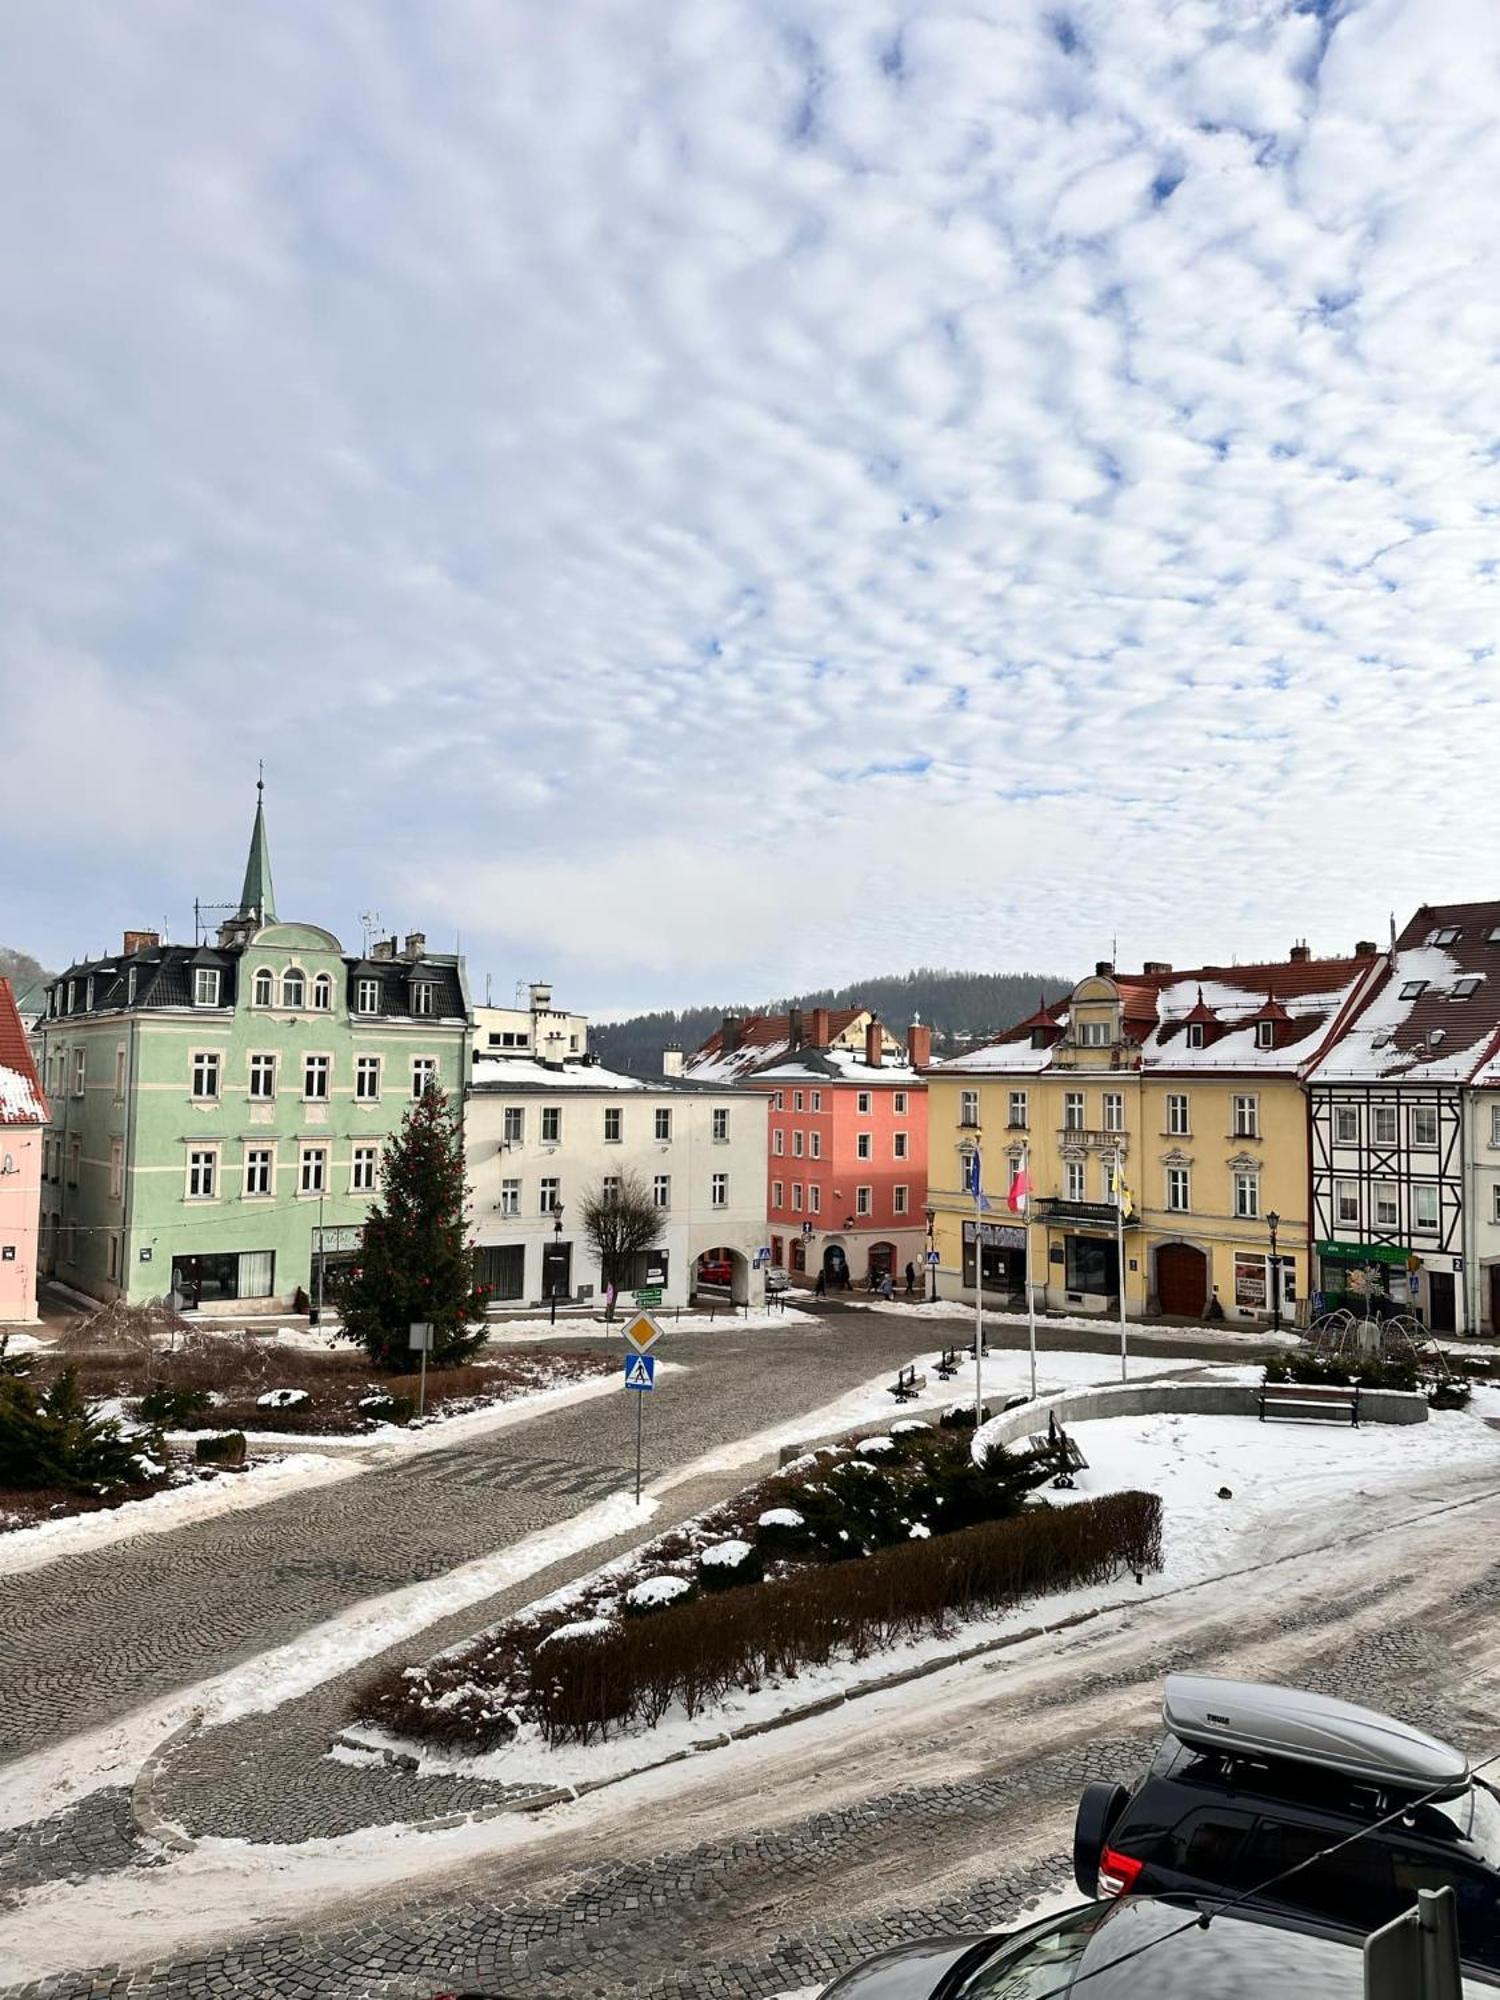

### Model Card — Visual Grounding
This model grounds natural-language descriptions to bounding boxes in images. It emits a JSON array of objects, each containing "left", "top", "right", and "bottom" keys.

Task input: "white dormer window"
[
  {"left": 1079, "top": 1019, "right": 1110, "bottom": 1047},
  {"left": 1255, "top": 1020, "right": 1274, "bottom": 1049},
  {"left": 312, "top": 972, "right": 333, "bottom": 1011},
  {"left": 412, "top": 983, "right": 433, "bottom": 1016},
  {"left": 281, "top": 968, "right": 305, "bottom": 1009},
  {"left": 1186, "top": 1022, "right": 1205, "bottom": 1049},
  {"left": 356, "top": 978, "right": 380, "bottom": 1014},
  {"left": 193, "top": 968, "right": 221, "bottom": 1007},
  {"left": 127, "top": 966, "right": 137, "bottom": 1004},
  {"left": 85, "top": 977, "right": 95, "bottom": 1010}
]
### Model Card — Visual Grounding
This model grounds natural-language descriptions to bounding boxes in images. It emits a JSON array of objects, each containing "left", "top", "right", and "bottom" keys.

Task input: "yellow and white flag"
[{"left": 1109, "top": 1158, "right": 1134, "bottom": 1214}]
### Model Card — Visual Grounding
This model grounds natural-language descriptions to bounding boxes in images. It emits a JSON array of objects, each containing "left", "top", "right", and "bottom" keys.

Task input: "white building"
[
  {"left": 464, "top": 1055, "right": 768, "bottom": 1309},
  {"left": 472, "top": 983, "right": 589, "bottom": 1063}
]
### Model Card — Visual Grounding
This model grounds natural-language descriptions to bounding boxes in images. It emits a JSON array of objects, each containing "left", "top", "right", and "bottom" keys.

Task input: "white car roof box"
[{"left": 1161, "top": 1674, "right": 1471, "bottom": 1798}]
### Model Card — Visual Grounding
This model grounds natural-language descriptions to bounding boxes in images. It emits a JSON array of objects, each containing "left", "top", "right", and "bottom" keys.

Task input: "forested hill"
[{"left": 591, "top": 968, "right": 1075, "bottom": 1075}]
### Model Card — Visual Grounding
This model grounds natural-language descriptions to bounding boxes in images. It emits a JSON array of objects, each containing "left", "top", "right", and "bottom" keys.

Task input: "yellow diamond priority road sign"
[{"left": 622, "top": 1310, "right": 662, "bottom": 1354}]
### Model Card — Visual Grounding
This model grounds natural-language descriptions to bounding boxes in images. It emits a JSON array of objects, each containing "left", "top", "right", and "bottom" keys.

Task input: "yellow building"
[{"left": 927, "top": 951, "right": 1379, "bottom": 1326}]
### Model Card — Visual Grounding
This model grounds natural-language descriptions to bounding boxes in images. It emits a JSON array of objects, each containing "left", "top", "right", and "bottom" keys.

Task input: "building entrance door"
[
  {"left": 1428, "top": 1269, "right": 1456, "bottom": 1334},
  {"left": 1156, "top": 1242, "right": 1209, "bottom": 1317}
]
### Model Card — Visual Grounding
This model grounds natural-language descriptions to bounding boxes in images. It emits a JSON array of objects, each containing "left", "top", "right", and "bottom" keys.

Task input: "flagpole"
[
  {"left": 1023, "top": 1141, "right": 1037, "bottom": 1402},
  {"left": 1115, "top": 1144, "right": 1128, "bottom": 1383}
]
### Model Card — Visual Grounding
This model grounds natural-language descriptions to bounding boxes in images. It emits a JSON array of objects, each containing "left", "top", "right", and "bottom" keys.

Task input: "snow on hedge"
[
  {"left": 857, "top": 1436, "right": 896, "bottom": 1455},
  {"left": 625, "top": 1575, "right": 692, "bottom": 1609},
  {"left": 255, "top": 1388, "right": 309, "bottom": 1410},
  {"left": 890, "top": 1420, "right": 931, "bottom": 1435},
  {"left": 699, "top": 1538, "right": 755, "bottom": 1569},
  {"left": 757, "top": 1507, "right": 805, "bottom": 1529},
  {"left": 538, "top": 1616, "right": 612, "bottom": 1646}
]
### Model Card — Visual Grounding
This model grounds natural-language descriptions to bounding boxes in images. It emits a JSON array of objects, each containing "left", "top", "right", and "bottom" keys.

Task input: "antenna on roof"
[{"left": 359, "top": 911, "right": 381, "bottom": 955}]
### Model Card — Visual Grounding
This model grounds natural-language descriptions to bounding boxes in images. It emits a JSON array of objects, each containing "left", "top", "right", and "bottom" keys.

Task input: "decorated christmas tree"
[{"left": 335, "top": 1085, "right": 486, "bottom": 1370}]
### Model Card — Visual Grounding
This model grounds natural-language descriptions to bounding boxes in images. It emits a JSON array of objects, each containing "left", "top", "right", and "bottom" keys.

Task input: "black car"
[
  {"left": 1074, "top": 1674, "right": 1500, "bottom": 1969},
  {"left": 816, "top": 1894, "right": 1500, "bottom": 1999}
]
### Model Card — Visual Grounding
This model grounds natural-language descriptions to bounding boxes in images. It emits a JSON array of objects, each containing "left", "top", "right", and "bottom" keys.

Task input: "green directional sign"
[{"left": 632, "top": 1288, "right": 663, "bottom": 1309}]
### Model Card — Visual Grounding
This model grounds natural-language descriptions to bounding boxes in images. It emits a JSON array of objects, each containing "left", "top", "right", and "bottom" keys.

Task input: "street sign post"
[
  {"left": 632, "top": 1287, "right": 663, "bottom": 1310},
  {"left": 624, "top": 1346, "right": 657, "bottom": 1502},
  {"left": 927, "top": 1250, "right": 940, "bottom": 1266},
  {"left": 409, "top": 1321, "right": 434, "bottom": 1418},
  {"left": 622, "top": 1310, "right": 662, "bottom": 1352}
]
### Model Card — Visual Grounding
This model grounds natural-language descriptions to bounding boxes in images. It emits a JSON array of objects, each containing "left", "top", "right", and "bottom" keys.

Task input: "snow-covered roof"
[
  {"left": 938, "top": 954, "right": 1374, "bottom": 1080},
  {"left": 753, "top": 1047, "right": 924, "bottom": 1087},
  {"left": 684, "top": 1005, "right": 905, "bottom": 1083},
  {"left": 1311, "top": 907, "right": 1500, "bottom": 1084},
  {"left": 468, "top": 1055, "right": 747, "bottom": 1095},
  {"left": 0, "top": 980, "right": 47, "bottom": 1126}
]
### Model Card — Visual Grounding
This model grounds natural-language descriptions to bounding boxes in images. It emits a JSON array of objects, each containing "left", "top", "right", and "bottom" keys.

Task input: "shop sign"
[
  {"left": 1234, "top": 1254, "right": 1267, "bottom": 1310},
  {"left": 963, "top": 1219, "right": 1026, "bottom": 1250},
  {"left": 1316, "top": 1240, "right": 1411, "bottom": 1266}
]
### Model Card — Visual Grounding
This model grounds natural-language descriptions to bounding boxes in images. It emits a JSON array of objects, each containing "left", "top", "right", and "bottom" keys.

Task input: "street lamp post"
[
  {"left": 1266, "top": 1209, "right": 1281, "bottom": 1335},
  {"left": 549, "top": 1201, "right": 565, "bottom": 1326},
  {"left": 924, "top": 1204, "right": 937, "bottom": 1303}
]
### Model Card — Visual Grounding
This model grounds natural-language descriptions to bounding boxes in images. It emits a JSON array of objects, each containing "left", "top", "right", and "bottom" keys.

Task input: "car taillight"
[{"left": 1097, "top": 1845, "right": 1144, "bottom": 1898}]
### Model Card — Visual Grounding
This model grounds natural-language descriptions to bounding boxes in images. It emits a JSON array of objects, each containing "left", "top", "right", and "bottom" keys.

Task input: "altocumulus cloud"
[{"left": 2, "top": 0, "right": 1498, "bottom": 1004}]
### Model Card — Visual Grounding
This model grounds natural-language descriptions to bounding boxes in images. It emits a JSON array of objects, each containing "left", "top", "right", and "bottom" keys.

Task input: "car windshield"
[{"left": 952, "top": 1903, "right": 1111, "bottom": 1999}]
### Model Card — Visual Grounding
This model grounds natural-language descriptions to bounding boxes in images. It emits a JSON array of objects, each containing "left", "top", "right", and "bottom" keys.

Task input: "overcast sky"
[{"left": 3, "top": 0, "right": 1497, "bottom": 1013}]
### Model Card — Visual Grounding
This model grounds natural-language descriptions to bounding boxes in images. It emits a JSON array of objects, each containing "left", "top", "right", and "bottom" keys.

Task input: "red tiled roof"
[
  {"left": 1317, "top": 900, "right": 1500, "bottom": 1082},
  {"left": 692, "top": 1006, "right": 865, "bottom": 1064},
  {"left": 0, "top": 979, "right": 48, "bottom": 1125}
]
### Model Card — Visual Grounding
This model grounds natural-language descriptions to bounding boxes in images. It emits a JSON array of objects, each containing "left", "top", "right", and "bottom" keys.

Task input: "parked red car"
[{"left": 697, "top": 1258, "right": 733, "bottom": 1286}]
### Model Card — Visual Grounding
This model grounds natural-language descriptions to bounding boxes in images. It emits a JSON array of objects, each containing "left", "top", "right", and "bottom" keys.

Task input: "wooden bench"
[
  {"left": 1258, "top": 1381, "right": 1360, "bottom": 1427},
  {"left": 1027, "top": 1416, "right": 1089, "bottom": 1488},
  {"left": 888, "top": 1365, "right": 926, "bottom": 1403}
]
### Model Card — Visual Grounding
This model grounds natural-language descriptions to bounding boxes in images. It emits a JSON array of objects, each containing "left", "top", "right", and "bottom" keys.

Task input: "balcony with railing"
[
  {"left": 1033, "top": 1196, "right": 1140, "bottom": 1230},
  {"left": 1056, "top": 1128, "right": 1130, "bottom": 1150}
]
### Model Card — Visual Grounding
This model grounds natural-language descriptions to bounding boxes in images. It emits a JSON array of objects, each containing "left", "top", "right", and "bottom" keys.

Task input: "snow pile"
[
  {"left": 757, "top": 1507, "right": 805, "bottom": 1529},
  {"left": 255, "top": 1388, "right": 309, "bottom": 1410},
  {"left": 908, "top": 1523, "right": 932, "bottom": 1540},
  {"left": 538, "top": 1616, "right": 612, "bottom": 1646},
  {"left": 857, "top": 1436, "right": 895, "bottom": 1456},
  {"left": 699, "top": 1538, "right": 754, "bottom": 1570},
  {"left": 625, "top": 1575, "right": 691, "bottom": 1610}
]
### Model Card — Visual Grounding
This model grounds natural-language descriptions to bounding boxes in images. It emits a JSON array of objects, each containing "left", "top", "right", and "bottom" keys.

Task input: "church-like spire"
[{"left": 238, "top": 772, "right": 277, "bottom": 925}]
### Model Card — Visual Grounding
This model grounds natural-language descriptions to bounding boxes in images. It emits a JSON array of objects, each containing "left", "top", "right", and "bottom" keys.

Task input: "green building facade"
[{"left": 35, "top": 792, "right": 469, "bottom": 1310}]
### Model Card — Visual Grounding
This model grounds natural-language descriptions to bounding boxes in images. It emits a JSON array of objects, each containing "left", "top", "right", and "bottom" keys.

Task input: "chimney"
[
  {"left": 810, "top": 1005, "right": 832, "bottom": 1048},
  {"left": 662, "top": 1044, "right": 684, "bottom": 1078},
  {"left": 907, "top": 1022, "right": 932, "bottom": 1069},
  {"left": 787, "top": 1006, "right": 805, "bottom": 1050},
  {"left": 1095, "top": 960, "right": 1114, "bottom": 978},
  {"left": 865, "top": 1017, "right": 884, "bottom": 1068},
  {"left": 720, "top": 1013, "right": 743, "bottom": 1054},
  {"left": 1141, "top": 960, "right": 1172, "bottom": 975},
  {"left": 404, "top": 932, "right": 426, "bottom": 960},
  {"left": 1354, "top": 939, "right": 1378, "bottom": 958},
  {"left": 529, "top": 981, "right": 552, "bottom": 1011},
  {"left": 1289, "top": 940, "right": 1311, "bottom": 963},
  {"left": 371, "top": 937, "right": 396, "bottom": 962},
  {"left": 123, "top": 930, "right": 161, "bottom": 956}
]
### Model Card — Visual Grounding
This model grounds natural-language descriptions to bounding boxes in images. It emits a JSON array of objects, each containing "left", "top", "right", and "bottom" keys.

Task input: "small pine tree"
[
  {"left": 0, "top": 1367, "right": 164, "bottom": 1492},
  {"left": 333, "top": 1085, "right": 486, "bottom": 1370}
]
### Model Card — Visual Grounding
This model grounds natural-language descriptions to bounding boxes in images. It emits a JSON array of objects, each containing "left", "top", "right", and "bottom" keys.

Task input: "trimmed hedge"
[
  {"left": 194, "top": 1431, "right": 247, "bottom": 1467},
  {"left": 370, "top": 1490, "right": 1161, "bottom": 1749}
]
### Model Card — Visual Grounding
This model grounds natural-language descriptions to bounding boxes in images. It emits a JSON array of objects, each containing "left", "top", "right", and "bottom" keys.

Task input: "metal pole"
[
  {"left": 1270, "top": 1216, "right": 1281, "bottom": 1334},
  {"left": 1115, "top": 1146, "right": 1128, "bottom": 1384},
  {"left": 1024, "top": 1142, "right": 1037, "bottom": 1403},
  {"left": 316, "top": 1192, "right": 325, "bottom": 1326},
  {"left": 973, "top": 1177, "right": 985, "bottom": 1426},
  {"left": 635, "top": 1385, "right": 643, "bottom": 1505},
  {"left": 418, "top": 1343, "right": 427, "bottom": 1420}
]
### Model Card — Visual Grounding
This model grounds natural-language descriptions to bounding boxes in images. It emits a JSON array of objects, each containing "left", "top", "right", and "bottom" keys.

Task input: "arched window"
[
  {"left": 312, "top": 972, "right": 333, "bottom": 1011},
  {"left": 281, "top": 968, "right": 306, "bottom": 1009},
  {"left": 253, "top": 968, "right": 274, "bottom": 1007}
]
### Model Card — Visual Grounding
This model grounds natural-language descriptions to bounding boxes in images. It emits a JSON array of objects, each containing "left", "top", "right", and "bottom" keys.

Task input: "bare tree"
[{"left": 579, "top": 1170, "right": 663, "bottom": 1319}]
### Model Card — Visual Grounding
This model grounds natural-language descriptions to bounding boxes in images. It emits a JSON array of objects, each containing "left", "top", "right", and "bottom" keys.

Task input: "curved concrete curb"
[{"left": 131, "top": 1709, "right": 203, "bottom": 1854}]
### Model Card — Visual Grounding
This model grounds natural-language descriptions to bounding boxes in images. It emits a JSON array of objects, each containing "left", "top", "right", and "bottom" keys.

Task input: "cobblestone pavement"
[{"left": 11, "top": 1542, "right": 1500, "bottom": 2000}]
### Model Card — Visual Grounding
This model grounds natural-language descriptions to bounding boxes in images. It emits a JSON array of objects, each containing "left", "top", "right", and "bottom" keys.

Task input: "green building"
[{"left": 35, "top": 789, "right": 470, "bottom": 1311}]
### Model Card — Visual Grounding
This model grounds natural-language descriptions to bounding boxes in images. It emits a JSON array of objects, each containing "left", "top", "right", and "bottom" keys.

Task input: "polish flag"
[{"left": 1008, "top": 1165, "right": 1032, "bottom": 1214}]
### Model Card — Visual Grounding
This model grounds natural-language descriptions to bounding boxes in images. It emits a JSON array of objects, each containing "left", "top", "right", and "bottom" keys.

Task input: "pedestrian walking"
[
  {"left": 904, "top": 1260, "right": 917, "bottom": 1297},
  {"left": 878, "top": 1271, "right": 895, "bottom": 1301},
  {"left": 814, "top": 1269, "right": 827, "bottom": 1299}
]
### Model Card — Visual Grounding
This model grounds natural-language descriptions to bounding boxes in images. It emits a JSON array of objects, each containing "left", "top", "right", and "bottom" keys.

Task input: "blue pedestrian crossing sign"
[{"left": 624, "top": 1353, "right": 657, "bottom": 1392}]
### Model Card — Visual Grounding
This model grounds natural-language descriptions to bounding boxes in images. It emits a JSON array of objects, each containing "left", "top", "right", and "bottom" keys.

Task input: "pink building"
[
  {"left": 685, "top": 1006, "right": 931, "bottom": 1289},
  {"left": 0, "top": 978, "right": 48, "bottom": 1323}
]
